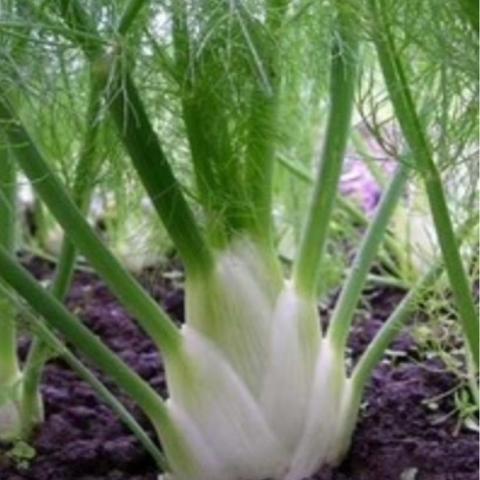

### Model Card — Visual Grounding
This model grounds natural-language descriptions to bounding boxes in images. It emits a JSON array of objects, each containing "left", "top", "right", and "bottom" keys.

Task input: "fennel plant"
[{"left": 0, "top": 1, "right": 477, "bottom": 479}]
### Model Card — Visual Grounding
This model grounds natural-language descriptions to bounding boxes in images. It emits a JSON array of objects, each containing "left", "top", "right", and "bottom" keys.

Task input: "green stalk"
[
  {"left": 3, "top": 292, "right": 167, "bottom": 470},
  {"left": 0, "top": 143, "right": 16, "bottom": 254},
  {"left": 19, "top": 72, "right": 105, "bottom": 435},
  {"left": 366, "top": 273, "right": 408, "bottom": 290},
  {"left": 56, "top": 0, "right": 103, "bottom": 58},
  {"left": 239, "top": 4, "right": 290, "bottom": 276},
  {"left": 351, "top": 262, "right": 443, "bottom": 397},
  {"left": 0, "top": 95, "right": 180, "bottom": 357},
  {"left": 171, "top": 2, "right": 253, "bottom": 244},
  {"left": 171, "top": 1, "right": 288, "bottom": 246},
  {"left": 328, "top": 163, "right": 409, "bottom": 352},
  {"left": 244, "top": 84, "right": 278, "bottom": 246},
  {"left": 457, "top": 0, "right": 479, "bottom": 32},
  {"left": 277, "top": 153, "right": 403, "bottom": 278},
  {"left": 0, "top": 142, "right": 19, "bottom": 387},
  {"left": 170, "top": 1, "right": 216, "bottom": 211},
  {"left": 103, "top": 68, "right": 213, "bottom": 274},
  {"left": 278, "top": 154, "right": 369, "bottom": 227},
  {"left": 370, "top": 0, "right": 479, "bottom": 367},
  {"left": 242, "top": 19, "right": 278, "bottom": 246},
  {"left": 0, "top": 247, "right": 170, "bottom": 434},
  {"left": 353, "top": 214, "right": 479, "bottom": 394},
  {"left": 52, "top": 69, "right": 104, "bottom": 300},
  {"left": 293, "top": 4, "right": 359, "bottom": 299},
  {"left": 37, "top": 325, "right": 168, "bottom": 470},
  {"left": 57, "top": 0, "right": 213, "bottom": 275},
  {"left": 170, "top": 2, "right": 235, "bottom": 245},
  {"left": 117, "top": 0, "right": 149, "bottom": 35}
]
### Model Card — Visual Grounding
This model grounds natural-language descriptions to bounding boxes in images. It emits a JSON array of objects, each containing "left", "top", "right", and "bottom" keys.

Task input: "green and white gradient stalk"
[
  {"left": 293, "top": 3, "right": 359, "bottom": 300},
  {"left": 0, "top": 142, "right": 24, "bottom": 441},
  {"left": 370, "top": 0, "right": 479, "bottom": 368}
]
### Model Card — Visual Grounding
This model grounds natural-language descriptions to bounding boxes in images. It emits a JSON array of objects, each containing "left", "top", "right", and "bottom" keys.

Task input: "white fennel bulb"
[{"left": 158, "top": 237, "right": 359, "bottom": 480}]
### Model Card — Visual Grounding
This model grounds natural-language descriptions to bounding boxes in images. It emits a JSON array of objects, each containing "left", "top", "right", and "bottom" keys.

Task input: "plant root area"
[{"left": 0, "top": 257, "right": 478, "bottom": 480}]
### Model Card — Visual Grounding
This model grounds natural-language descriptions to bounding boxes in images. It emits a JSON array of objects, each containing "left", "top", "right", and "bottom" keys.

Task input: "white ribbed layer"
[
  {"left": 164, "top": 326, "right": 288, "bottom": 480},
  {"left": 159, "top": 239, "right": 359, "bottom": 480},
  {"left": 0, "top": 376, "right": 22, "bottom": 441}
]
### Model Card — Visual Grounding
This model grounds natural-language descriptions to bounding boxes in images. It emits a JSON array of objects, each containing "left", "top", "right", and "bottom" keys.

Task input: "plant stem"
[
  {"left": 370, "top": 0, "right": 479, "bottom": 368},
  {"left": 171, "top": 1, "right": 247, "bottom": 245},
  {"left": 0, "top": 248, "right": 170, "bottom": 434},
  {"left": 277, "top": 152, "right": 403, "bottom": 277},
  {"left": 53, "top": 68, "right": 104, "bottom": 300},
  {"left": 457, "top": 0, "right": 479, "bottom": 32},
  {"left": 170, "top": 1, "right": 218, "bottom": 229},
  {"left": 328, "top": 163, "right": 409, "bottom": 352},
  {"left": 5, "top": 292, "right": 167, "bottom": 470},
  {"left": 0, "top": 95, "right": 181, "bottom": 357},
  {"left": 293, "top": 4, "right": 359, "bottom": 299},
  {"left": 56, "top": 0, "right": 103, "bottom": 57},
  {"left": 57, "top": 0, "right": 213, "bottom": 276},
  {"left": 19, "top": 72, "right": 105, "bottom": 435},
  {"left": 0, "top": 143, "right": 19, "bottom": 386},
  {"left": 353, "top": 214, "right": 479, "bottom": 392},
  {"left": 103, "top": 67, "right": 214, "bottom": 275},
  {"left": 353, "top": 262, "right": 442, "bottom": 390},
  {"left": 117, "top": 0, "right": 149, "bottom": 35},
  {"left": 278, "top": 153, "right": 370, "bottom": 228},
  {"left": 242, "top": 19, "right": 278, "bottom": 246}
]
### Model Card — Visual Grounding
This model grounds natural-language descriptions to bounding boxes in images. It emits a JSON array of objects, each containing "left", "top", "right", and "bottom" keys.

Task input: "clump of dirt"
[{"left": 0, "top": 256, "right": 478, "bottom": 480}]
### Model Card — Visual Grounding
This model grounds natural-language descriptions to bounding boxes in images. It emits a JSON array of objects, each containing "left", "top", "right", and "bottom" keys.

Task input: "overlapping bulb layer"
[{"left": 158, "top": 239, "right": 358, "bottom": 480}]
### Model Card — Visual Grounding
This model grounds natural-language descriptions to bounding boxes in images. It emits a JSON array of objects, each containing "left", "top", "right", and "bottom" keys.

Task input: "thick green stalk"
[
  {"left": 170, "top": 1, "right": 217, "bottom": 216},
  {"left": 19, "top": 73, "right": 105, "bottom": 435},
  {"left": 277, "top": 153, "right": 402, "bottom": 276},
  {"left": 370, "top": 0, "right": 479, "bottom": 367},
  {"left": 171, "top": 1, "right": 289, "bottom": 246},
  {"left": 293, "top": 5, "right": 359, "bottom": 298},
  {"left": 0, "top": 247, "right": 169, "bottom": 431},
  {"left": 0, "top": 96, "right": 180, "bottom": 357},
  {"left": 57, "top": 0, "right": 213, "bottom": 275},
  {"left": 241, "top": 1, "right": 290, "bottom": 245},
  {"left": 243, "top": 40, "right": 278, "bottom": 245},
  {"left": 278, "top": 154, "right": 369, "bottom": 227},
  {"left": 170, "top": 3, "right": 234, "bottom": 244},
  {"left": 7, "top": 296, "right": 167, "bottom": 470},
  {"left": 0, "top": 298, "right": 18, "bottom": 386},
  {"left": 328, "top": 163, "right": 409, "bottom": 351},
  {"left": 0, "top": 143, "right": 16, "bottom": 252},
  {"left": 0, "top": 144, "right": 19, "bottom": 386},
  {"left": 102, "top": 68, "right": 213, "bottom": 274},
  {"left": 171, "top": 2, "right": 253, "bottom": 244},
  {"left": 244, "top": 87, "right": 278, "bottom": 247}
]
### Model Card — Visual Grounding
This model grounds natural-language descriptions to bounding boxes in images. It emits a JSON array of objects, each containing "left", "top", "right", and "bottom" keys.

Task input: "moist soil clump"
[{"left": 0, "top": 256, "right": 478, "bottom": 480}]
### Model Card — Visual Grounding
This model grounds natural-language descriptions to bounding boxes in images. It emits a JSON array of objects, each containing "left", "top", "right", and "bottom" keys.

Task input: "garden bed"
[{"left": 0, "top": 257, "right": 478, "bottom": 480}]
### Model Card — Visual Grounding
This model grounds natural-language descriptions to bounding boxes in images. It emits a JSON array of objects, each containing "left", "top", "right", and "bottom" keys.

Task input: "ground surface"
[{"left": 0, "top": 256, "right": 478, "bottom": 480}]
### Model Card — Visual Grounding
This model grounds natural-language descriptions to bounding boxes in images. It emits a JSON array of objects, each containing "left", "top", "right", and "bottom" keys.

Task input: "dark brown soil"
[{"left": 0, "top": 256, "right": 478, "bottom": 480}]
